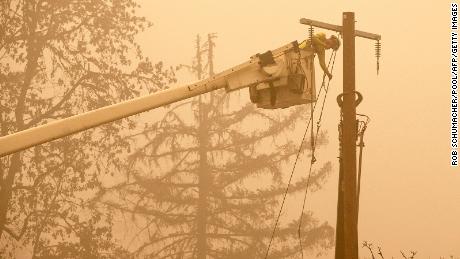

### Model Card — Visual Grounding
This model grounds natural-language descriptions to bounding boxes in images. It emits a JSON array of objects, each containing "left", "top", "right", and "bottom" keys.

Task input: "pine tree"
[{"left": 101, "top": 34, "right": 334, "bottom": 258}]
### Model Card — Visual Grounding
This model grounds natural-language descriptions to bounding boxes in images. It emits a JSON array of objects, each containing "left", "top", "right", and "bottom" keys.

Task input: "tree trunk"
[
  {"left": 0, "top": 153, "right": 21, "bottom": 239},
  {"left": 196, "top": 95, "right": 209, "bottom": 259},
  {"left": 0, "top": 0, "right": 41, "bottom": 239}
]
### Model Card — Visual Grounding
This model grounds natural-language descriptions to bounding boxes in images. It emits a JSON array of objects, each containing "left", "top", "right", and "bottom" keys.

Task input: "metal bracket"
[
  {"left": 256, "top": 50, "right": 276, "bottom": 67},
  {"left": 336, "top": 91, "right": 363, "bottom": 108}
]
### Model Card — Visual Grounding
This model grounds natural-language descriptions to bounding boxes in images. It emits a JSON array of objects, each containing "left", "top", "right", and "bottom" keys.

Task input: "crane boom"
[{"left": 0, "top": 41, "right": 316, "bottom": 157}]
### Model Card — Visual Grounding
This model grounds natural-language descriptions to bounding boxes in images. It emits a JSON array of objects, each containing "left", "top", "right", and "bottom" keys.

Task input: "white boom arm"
[{"left": 0, "top": 41, "right": 314, "bottom": 157}]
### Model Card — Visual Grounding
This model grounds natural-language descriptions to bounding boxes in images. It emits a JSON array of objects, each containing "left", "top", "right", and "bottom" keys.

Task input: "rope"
[
  {"left": 264, "top": 50, "right": 333, "bottom": 259},
  {"left": 310, "top": 69, "right": 316, "bottom": 164},
  {"left": 297, "top": 49, "right": 337, "bottom": 258},
  {"left": 265, "top": 40, "right": 338, "bottom": 258},
  {"left": 310, "top": 50, "right": 335, "bottom": 109},
  {"left": 264, "top": 106, "right": 315, "bottom": 259}
]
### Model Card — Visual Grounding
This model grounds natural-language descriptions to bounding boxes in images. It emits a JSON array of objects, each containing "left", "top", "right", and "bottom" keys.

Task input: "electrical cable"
[
  {"left": 297, "top": 49, "right": 337, "bottom": 258},
  {"left": 264, "top": 48, "right": 337, "bottom": 259},
  {"left": 356, "top": 114, "right": 370, "bottom": 216},
  {"left": 264, "top": 103, "right": 315, "bottom": 259}
]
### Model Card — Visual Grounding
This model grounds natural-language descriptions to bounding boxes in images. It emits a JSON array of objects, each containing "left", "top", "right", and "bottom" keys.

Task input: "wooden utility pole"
[
  {"left": 335, "top": 154, "right": 345, "bottom": 258},
  {"left": 300, "top": 12, "right": 381, "bottom": 259},
  {"left": 341, "top": 12, "right": 359, "bottom": 259}
]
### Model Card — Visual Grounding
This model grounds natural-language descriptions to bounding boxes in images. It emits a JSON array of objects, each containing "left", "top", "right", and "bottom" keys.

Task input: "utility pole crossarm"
[
  {"left": 299, "top": 18, "right": 381, "bottom": 40},
  {"left": 300, "top": 18, "right": 341, "bottom": 33}
]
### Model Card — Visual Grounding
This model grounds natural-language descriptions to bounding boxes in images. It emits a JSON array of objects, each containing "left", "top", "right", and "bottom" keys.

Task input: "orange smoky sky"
[{"left": 134, "top": 0, "right": 459, "bottom": 257}]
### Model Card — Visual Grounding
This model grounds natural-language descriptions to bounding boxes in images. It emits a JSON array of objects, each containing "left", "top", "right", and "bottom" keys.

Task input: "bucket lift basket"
[{"left": 249, "top": 45, "right": 316, "bottom": 109}]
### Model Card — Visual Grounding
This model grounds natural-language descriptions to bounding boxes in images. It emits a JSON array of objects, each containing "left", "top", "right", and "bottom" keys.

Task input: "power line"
[
  {"left": 297, "top": 50, "right": 337, "bottom": 259},
  {"left": 264, "top": 49, "right": 336, "bottom": 259},
  {"left": 264, "top": 100, "right": 314, "bottom": 259}
]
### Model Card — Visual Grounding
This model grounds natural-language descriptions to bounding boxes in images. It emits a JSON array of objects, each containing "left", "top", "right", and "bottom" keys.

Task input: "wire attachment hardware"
[
  {"left": 308, "top": 25, "right": 314, "bottom": 48},
  {"left": 375, "top": 40, "right": 381, "bottom": 75}
]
